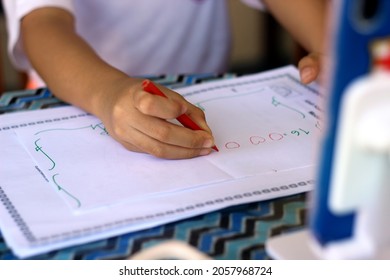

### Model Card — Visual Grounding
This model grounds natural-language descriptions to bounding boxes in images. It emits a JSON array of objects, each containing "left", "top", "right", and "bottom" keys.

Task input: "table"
[{"left": 0, "top": 73, "right": 307, "bottom": 260}]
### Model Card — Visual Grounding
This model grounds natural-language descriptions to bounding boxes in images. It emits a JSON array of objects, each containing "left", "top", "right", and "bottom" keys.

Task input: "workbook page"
[
  {"left": 199, "top": 84, "right": 319, "bottom": 177},
  {"left": 0, "top": 65, "right": 322, "bottom": 257},
  {"left": 14, "top": 66, "right": 320, "bottom": 213},
  {"left": 15, "top": 115, "right": 232, "bottom": 212}
]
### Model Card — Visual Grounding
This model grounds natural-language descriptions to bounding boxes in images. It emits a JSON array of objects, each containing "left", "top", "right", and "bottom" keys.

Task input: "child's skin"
[{"left": 20, "top": 0, "right": 327, "bottom": 159}]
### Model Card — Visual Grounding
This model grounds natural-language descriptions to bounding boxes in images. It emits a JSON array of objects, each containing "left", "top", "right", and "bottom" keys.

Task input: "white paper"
[
  {"left": 15, "top": 117, "right": 233, "bottom": 212},
  {"left": 0, "top": 66, "right": 323, "bottom": 258},
  {"left": 200, "top": 84, "right": 318, "bottom": 177}
]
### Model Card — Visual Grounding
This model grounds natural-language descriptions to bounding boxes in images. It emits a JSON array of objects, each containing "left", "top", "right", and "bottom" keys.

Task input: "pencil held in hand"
[{"left": 142, "top": 80, "right": 219, "bottom": 152}]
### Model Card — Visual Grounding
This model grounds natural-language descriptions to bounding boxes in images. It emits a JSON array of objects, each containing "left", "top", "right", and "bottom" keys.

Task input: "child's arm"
[
  {"left": 263, "top": 0, "right": 328, "bottom": 84},
  {"left": 21, "top": 7, "right": 215, "bottom": 159}
]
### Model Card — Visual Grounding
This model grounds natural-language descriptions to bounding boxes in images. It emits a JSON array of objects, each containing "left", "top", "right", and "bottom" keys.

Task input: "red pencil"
[{"left": 142, "top": 79, "right": 219, "bottom": 152}]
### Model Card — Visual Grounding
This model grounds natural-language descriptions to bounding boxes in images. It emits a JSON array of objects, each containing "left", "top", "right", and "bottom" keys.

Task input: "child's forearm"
[
  {"left": 20, "top": 7, "right": 215, "bottom": 159},
  {"left": 21, "top": 7, "right": 129, "bottom": 117},
  {"left": 263, "top": 0, "right": 327, "bottom": 54}
]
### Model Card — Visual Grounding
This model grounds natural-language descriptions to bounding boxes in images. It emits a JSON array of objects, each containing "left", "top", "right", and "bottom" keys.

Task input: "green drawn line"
[
  {"left": 34, "top": 138, "right": 56, "bottom": 170},
  {"left": 195, "top": 88, "right": 307, "bottom": 120},
  {"left": 52, "top": 173, "right": 81, "bottom": 208},
  {"left": 271, "top": 96, "right": 306, "bottom": 119},
  {"left": 91, "top": 123, "right": 109, "bottom": 135},
  {"left": 35, "top": 123, "right": 108, "bottom": 136},
  {"left": 32, "top": 122, "right": 106, "bottom": 210},
  {"left": 196, "top": 88, "right": 265, "bottom": 110}
]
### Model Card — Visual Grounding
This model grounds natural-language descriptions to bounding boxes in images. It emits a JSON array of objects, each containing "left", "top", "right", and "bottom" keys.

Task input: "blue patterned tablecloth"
[{"left": 0, "top": 73, "right": 308, "bottom": 260}]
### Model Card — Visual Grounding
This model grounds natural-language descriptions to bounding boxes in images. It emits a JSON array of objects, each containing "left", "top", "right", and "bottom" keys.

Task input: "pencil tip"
[{"left": 212, "top": 146, "right": 219, "bottom": 152}]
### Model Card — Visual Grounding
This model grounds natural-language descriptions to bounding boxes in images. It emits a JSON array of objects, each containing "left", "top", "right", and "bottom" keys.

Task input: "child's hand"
[
  {"left": 298, "top": 52, "right": 324, "bottom": 84},
  {"left": 97, "top": 78, "right": 216, "bottom": 159}
]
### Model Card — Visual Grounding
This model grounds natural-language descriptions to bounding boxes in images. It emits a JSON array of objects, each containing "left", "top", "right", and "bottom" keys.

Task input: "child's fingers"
[
  {"left": 115, "top": 122, "right": 213, "bottom": 159},
  {"left": 133, "top": 84, "right": 213, "bottom": 138},
  {"left": 129, "top": 113, "right": 215, "bottom": 150},
  {"left": 184, "top": 102, "right": 213, "bottom": 134},
  {"left": 134, "top": 88, "right": 186, "bottom": 120},
  {"left": 298, "top": 52, "right": 321, "bottom": 84},
  {"left": 103, "top": 80, "right": 216, "bottom": 159},
  {"left": 127, "top": 136, "right": 213, "bottom": 160}
]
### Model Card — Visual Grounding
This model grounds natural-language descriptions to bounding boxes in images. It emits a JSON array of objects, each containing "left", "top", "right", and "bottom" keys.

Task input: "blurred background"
[{"left": 0, "top": 0, "right": 304, "bottom": 92}]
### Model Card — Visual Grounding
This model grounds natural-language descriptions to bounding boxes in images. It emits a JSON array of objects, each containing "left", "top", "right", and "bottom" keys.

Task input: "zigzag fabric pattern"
[
  {"left": 0, "top": 193, "right": 306, "bottom": 260},
  {"left": 0, "top": 74, "right": 236, "bottom": 114}
]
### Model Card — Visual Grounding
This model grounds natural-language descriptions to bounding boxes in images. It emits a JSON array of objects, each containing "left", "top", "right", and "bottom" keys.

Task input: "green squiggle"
[
  {"left": 196, "top": 88, "right": 265, "bottom": 111},
  {"left": 271, "top": 96, "right": 306, "bottom": 119},
  {"left": 52, "top": 173, "right": 81, "bottom": 208},
  {"left": 34, "top": 123, "right": 107, "bottom": 136},
  {"left": 34, "top": 138, "right": 56, "bottom": 170}
]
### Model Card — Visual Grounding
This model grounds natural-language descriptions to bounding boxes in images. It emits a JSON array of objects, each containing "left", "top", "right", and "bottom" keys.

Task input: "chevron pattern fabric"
[
  {"left": 0, "top": 73, "right": 308, "bottom": 259},
  {"left": 0, "top": 74, "right": 236, "bottom": 114}
]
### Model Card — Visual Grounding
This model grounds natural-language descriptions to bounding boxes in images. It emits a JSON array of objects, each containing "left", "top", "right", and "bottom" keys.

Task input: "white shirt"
[{"left": 2, "top": 0, "right": 264, "bottom": 87}]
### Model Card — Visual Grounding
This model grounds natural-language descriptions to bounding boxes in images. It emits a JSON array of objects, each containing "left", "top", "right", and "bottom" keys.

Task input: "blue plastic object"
[{"left": 310, "top": 0, "right": 390, "bottom": 245}]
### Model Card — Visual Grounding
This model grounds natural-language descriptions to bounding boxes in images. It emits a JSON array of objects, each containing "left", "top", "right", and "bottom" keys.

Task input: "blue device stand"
[{"left": 311, "top": 0, "right": 390, "bottom": 245}]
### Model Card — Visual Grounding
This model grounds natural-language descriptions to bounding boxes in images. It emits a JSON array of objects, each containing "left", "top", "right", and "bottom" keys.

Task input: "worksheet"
[{"left": 0, "top": 66, "right": 323, "bottom": 257}]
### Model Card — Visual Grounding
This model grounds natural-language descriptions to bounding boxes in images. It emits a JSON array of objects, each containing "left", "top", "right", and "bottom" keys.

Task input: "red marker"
[{"left": 142, "top": 79, "right": 219, "bottom": 152}]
